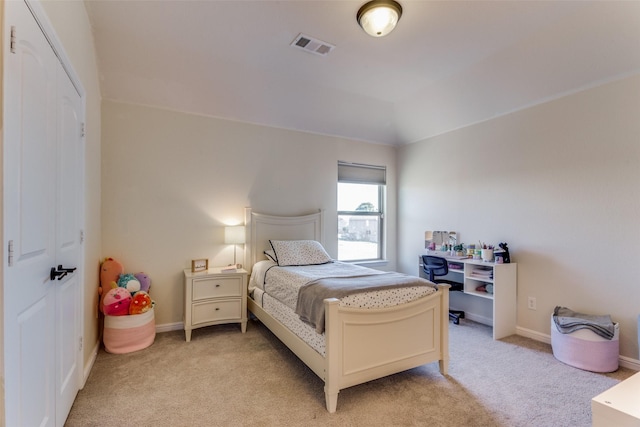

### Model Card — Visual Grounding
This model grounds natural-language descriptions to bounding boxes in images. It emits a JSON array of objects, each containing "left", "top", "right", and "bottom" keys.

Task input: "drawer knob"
[
  {"left": 215, "top": 307, "right": 220, "bottom": 311},
  {"left": 215, "top": 284, "right": 220, "bottom": 288}
]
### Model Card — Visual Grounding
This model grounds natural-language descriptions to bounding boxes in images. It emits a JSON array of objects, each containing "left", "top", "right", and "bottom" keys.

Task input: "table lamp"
[{"left": 224, "top": 225, "right": 245, "bottom": 268}]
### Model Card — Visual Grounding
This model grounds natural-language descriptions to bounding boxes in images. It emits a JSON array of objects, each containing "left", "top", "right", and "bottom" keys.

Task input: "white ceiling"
[{"left": 84, "top": 0, "right": 640, "bottom": 146}]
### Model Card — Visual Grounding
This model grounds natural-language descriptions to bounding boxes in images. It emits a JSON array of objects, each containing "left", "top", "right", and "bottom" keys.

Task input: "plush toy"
[
  {"left": 103, "top": 287, "right": 132, "bottom": 316},
  {"left": 134, "top": 272, "right": 151, "bottom": 294},
  {"left": 99, "top": 258, "right": 124, "bottom": 313},
  {"left": 129, "top": 291, "right": 152, "bottom": 315},
  {"left": 117, "top": 273, "right": 141, "bottom": 294}
]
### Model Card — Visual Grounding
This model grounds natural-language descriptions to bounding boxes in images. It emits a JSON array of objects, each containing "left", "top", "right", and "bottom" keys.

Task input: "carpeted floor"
[{"left": 65, "top": 319, "right": 634, "bottom": 427}]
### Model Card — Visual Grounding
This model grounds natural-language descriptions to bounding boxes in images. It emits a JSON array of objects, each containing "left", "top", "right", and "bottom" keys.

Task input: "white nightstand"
[{"left": 183, "top": 267, "right": 248, "bottom": 342}]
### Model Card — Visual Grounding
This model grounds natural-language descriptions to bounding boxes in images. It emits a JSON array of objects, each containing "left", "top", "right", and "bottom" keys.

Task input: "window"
[{"left": 337, "top": 162, "right": 385, "bottom": 262}]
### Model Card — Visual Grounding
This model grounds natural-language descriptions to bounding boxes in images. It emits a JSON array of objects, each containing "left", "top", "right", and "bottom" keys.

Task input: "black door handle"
[
  {"left": 58, "top": 265, "right": 77, "bottom": 273},
  {"left": 50, "top": 265, "right": 76, "bottom": 280},
  {"left": 50, "top": 267, "right": 67, "bottom": 281}
]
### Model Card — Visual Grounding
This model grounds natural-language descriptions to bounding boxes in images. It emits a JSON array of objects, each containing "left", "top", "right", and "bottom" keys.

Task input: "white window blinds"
[{"left": 337, "top": 162, "right": 386, "bottom": 185}]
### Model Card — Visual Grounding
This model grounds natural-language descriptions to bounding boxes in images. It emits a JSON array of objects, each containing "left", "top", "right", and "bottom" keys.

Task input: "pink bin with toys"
[
  {"left": 103, "top": 307, "right": 156, "bottom": 354},
  {"left": 100, "top": 257, "right": 156, "bottom": 354}
]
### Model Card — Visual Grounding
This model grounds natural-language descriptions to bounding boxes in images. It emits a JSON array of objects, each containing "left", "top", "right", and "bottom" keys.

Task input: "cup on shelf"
[{"left": 481, "top": 249, "right": 494, "bottom": 262}]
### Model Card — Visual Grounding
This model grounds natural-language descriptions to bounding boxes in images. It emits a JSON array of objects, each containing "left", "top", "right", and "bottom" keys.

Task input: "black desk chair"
[{"left": 422, "top": 255, "right": 465, "bottom": 325}]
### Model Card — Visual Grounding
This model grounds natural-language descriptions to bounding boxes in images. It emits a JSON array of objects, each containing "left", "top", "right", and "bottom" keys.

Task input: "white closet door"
[
  {"left": 4, "top": 1, "right": 83, "bottom": 426},
  {"left": 54, "top": 58, "right": 83, "bottom": 426}
]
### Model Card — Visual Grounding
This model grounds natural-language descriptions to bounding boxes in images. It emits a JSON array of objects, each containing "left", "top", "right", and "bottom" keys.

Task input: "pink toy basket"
[{"left": 103, "top": 307, "right": 155, "bottom": 354}]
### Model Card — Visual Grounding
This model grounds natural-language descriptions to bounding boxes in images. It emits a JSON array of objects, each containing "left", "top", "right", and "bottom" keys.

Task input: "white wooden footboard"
[
  {"left": 248, "top": 283, "right": 449, "bottom": 413},
  {"left": 323, "top": 283, "right": 449, "bottom": 412}
]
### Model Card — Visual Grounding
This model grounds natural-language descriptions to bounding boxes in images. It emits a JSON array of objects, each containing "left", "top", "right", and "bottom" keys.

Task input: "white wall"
[
  {"left": 397, "top": 74, "right": 640, "bottom": 360},
  {"left": 101, "top": 100, "right": 397, "bottom": 327}
]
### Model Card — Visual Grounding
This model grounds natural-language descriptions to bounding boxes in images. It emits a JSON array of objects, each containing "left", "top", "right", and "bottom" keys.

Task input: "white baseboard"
[
  {"left": 156, "top": 321, "right": 183, "bottom": 333},
  {"left": 463, "top": 312, "right": 493, "bottom": 327},
  {"left": 81, "top": 340, "right": 100, "bottom": 389},
  {"left": 516, "top": 326, "right": 640, "bottom": 371},
  {"left": 516, "top": 325, "right": 551, "bottom": 344}
]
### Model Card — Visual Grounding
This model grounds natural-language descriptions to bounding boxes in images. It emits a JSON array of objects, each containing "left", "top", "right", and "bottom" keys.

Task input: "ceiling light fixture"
[{"left": 357, "top": 0, "right": 403, "bottom": 37}]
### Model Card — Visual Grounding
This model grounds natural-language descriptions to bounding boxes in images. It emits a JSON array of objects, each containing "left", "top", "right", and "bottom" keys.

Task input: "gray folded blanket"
[
  {"left": 296, "top": 272, "right": 435, "bottom": 334},
  {"left": 553, "top": 306, "right": 615, "bottom": 340}
]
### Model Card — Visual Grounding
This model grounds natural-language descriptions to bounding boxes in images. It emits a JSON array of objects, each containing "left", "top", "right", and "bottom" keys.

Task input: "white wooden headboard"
[{"left": 244, "top": 208, "right": 324, "bottom": 272}]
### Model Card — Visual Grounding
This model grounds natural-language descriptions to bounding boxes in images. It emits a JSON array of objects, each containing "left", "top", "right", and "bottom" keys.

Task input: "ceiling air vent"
[{"left": 290, "top": 33, "right": 335, "bottom": 57}]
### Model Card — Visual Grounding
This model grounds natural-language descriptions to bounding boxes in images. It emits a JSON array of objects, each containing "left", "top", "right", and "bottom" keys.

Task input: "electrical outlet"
[{"left": 527, "top": 297, "right": 537, "bottom": 310}]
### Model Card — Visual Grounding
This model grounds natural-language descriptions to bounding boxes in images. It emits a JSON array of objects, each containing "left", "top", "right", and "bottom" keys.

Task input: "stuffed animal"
[
  {"left": 99, "top": 258, "right": 124, "bottom": 313},
  {"left": 129, "top": 291, "right": 152, "bottom": 315},
  {"left": 103, "top": 287, "right": 132, "bottom": 316},
  {"left": 134, "top": 272, "right": 151, "bottom": 294},
  {"left": 117, "top": 273, "right": 141, "bottom": 294}
]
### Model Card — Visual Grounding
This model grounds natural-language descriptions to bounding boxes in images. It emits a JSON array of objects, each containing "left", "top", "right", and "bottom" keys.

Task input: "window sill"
[{"left": 347, "top": 259, "right": 389, "bottom": 268}]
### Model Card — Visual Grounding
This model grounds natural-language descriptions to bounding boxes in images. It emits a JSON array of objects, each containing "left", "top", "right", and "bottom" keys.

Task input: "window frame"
[{"left": 337, "top": 162, "right": 386, "bottom": 262}]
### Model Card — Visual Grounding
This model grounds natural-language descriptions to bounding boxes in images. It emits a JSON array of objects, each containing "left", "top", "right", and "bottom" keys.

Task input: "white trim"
[
  {"left": 464, "top": 312, "right": 493, "bottom": 328},
  {"left": 155, "top": 322, "right": 183, "bottom": 333},
  {"left": 81, "top": 341, "right": 100, "bottom": 389},
  {"left": 24, "top": 0, "right": 85, "bottom": 98}
]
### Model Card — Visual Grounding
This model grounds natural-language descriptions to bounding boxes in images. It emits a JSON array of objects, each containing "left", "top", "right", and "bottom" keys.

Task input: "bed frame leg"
[{"left": 325, "top": 388, "right": 339, "bottom": 413}]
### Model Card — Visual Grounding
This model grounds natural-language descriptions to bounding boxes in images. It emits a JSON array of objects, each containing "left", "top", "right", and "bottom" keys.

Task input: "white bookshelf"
[{"left": 419, "top": 254, "right": 517, "bottom": 340}]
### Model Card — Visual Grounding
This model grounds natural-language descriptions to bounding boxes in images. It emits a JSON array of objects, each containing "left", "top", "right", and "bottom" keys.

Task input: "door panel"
[
  {"left": 4, "top": 2, "right": 57, "bottom": 426},
  {"left": 57, "top": 66, "right": 81, "bottom": 261},
  {"left": 56, "top": 273, "right": 80, "bottom": 425},
  {"left": 17, "top": 295, "right": 55, "bottom": 427},
  {"left": 55, "top": 58, "right": 83, "bottom": 426}
]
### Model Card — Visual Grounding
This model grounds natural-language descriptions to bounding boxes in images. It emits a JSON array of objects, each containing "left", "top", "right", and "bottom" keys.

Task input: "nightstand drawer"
[
  {"left": 192, "top": 299, "right": 241, "bottom": 325},
  {"left": 192, "top": 276, "right": 242, "bottom": 300}
]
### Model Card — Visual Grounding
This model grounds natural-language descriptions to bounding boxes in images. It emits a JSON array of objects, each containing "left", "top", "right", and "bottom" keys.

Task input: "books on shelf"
[{"left": 470, "top": 268, "right": 493, "bottom": 280}]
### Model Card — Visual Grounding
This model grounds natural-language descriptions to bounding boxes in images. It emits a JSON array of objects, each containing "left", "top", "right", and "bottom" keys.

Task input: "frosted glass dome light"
[{"left": 357, "top": 0, "right": 403, "bottom": 37}]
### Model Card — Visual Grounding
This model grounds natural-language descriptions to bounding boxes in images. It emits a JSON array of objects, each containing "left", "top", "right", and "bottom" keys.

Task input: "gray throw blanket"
[
  {"left": 295, "top": 272, "right": 435, "bottom": 334},
  {"left": 553, "top": 306, "right": 615, "bottom": 340}
]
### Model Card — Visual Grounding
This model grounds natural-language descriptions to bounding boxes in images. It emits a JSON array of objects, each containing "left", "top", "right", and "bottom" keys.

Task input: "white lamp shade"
[
  {"left": 224, "top": 226, "right": 246, "bottom": 245},
  {"left": 357, "top": 0, "right": 402, "bottom": 37}
]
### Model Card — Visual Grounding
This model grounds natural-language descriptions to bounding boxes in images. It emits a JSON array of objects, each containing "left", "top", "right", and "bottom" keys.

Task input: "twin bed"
[{"left": 244, "top": 208, "right": 450, "bottom": 413}]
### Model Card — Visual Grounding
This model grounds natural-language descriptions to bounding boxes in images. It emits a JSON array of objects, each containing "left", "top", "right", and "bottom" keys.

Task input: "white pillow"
[{"left": 269, "top": 240, "right": 331, "bottom": 266}]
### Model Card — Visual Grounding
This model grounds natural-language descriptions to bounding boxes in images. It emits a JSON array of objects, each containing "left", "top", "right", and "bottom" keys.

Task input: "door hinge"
[
  {"left": 10, "top": 26, "right": 16, "bottom": 54},
  {"left": 79, "top": 337, "right": 83, "bottom": 351},
  {"left": 8, "top": 240, "right": 14, "bottom": 266},
  {"left": 80, "top": 122, "right": 85, "bottom": 138},
  {"left": 80, "top": 230, "right": 85, "bottom": 243}
]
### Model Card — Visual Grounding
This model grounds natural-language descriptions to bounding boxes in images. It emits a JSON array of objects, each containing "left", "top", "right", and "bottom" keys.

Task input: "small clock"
[{"left": 191, "top": 258, "right": 208, "bottom": 272}]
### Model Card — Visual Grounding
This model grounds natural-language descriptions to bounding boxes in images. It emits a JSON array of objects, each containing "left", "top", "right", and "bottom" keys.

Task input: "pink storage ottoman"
[
  {"left": 103, "top": 307, "right": 156, "bottom": 354},
  {"left": 551, "top": 315, "right": 619, "bottom": 373}
]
